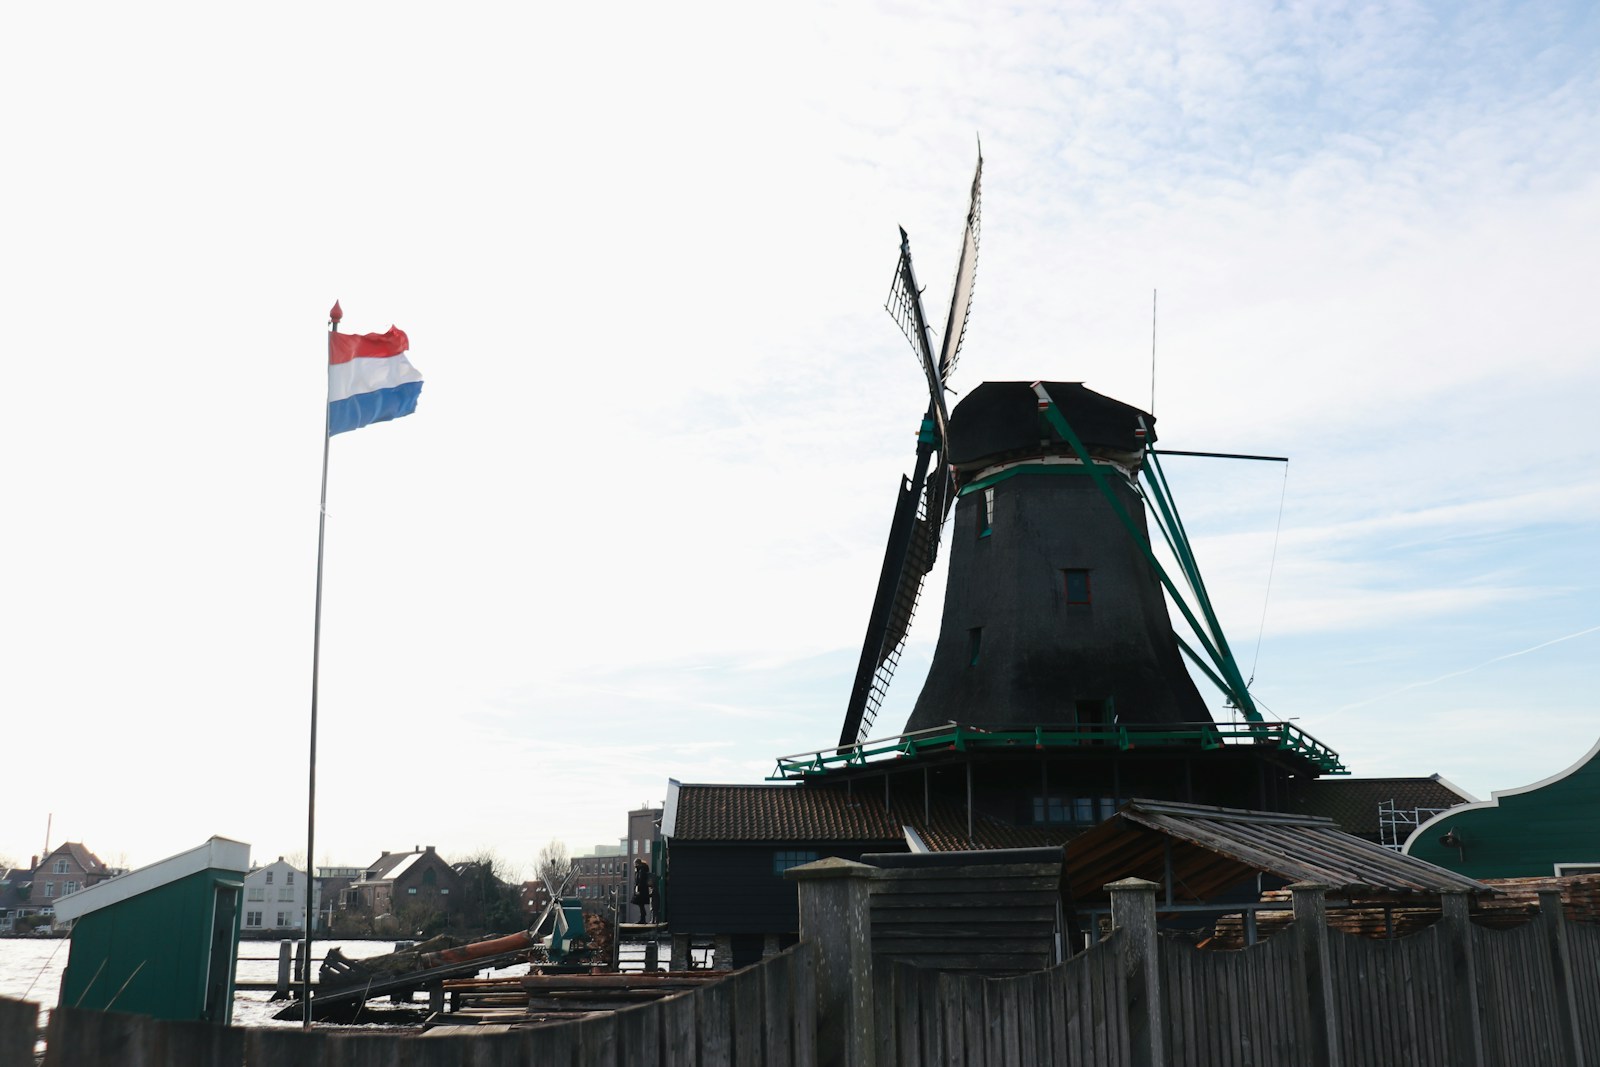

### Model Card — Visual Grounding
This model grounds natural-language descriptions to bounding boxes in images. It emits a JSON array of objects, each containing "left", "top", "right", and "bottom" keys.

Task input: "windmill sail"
[
  {"left": 839, "top": 160, "right": 981, "bottom": 748},
  {"left": 937, "top": 152, "right": 982, "bottom": 381}
]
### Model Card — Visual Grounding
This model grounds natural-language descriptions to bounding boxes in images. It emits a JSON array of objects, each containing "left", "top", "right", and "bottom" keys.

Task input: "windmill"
[
  {"left": 839, "top": 154, "right": 1281, "bottom": 753},
  {"left": 837, "top": 151, "right": 983, "bottom": 749}
]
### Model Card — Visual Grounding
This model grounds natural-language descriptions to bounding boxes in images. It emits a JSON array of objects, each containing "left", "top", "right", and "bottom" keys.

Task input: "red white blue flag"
[{"left": 327, "top": 326, "right": 423, "bottom": 436}]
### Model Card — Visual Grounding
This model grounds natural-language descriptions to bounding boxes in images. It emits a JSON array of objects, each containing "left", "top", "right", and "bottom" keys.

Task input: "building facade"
[{"left": 241, "top": 857, "right": 312, "bottom": 934}]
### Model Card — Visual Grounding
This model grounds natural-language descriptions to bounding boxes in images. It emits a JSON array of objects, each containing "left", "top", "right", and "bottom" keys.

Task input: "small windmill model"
[{"left": 837, "top": 153, "right": 984, "bottom": 749}]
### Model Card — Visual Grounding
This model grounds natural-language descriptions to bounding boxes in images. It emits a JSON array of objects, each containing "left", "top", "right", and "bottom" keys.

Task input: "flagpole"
[{"left": 302, "top": 300, "right": 340, "bottom": 1027}]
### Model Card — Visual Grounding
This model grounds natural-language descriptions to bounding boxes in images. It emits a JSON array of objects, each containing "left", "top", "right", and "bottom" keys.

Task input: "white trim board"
[{"left": 53, "top": 837, "right": 251, "bottom": 922}]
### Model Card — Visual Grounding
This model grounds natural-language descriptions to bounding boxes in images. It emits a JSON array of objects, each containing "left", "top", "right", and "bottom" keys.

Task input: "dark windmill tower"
[{"left": 802, "top": 149, "right": 1344, "bottom": 822}]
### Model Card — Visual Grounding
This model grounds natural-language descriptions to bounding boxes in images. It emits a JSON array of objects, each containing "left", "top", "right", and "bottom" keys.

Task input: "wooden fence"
[
  {"left": 2, "top": 942, "right": 812, "bottom": 1067},
  {"left": 9, "top": 863, "right": 1600, "bottom": 1066},
  {"left": 874, "top": 879, "right": 1600, "bottom": 1067}
]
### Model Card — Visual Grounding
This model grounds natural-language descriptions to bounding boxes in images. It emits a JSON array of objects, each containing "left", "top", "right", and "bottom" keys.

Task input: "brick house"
[
  {"left": 340, "top": 846, "right": 463, "bottom": 925},
  {"left": 26, "top": 843, "right": 114, "bottom": 914}
]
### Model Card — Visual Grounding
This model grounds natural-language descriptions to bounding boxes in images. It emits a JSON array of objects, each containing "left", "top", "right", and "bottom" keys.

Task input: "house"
[
  {"left": 1405, "top": 736, "right": 1600, "bottom": 878},
  {"left": 240, "top": 857, "right": 312, "bottom": 935},
  {"left": 0, "top": 866, "right": 32, "bottom": 932},
  {"left": 6, "top": 843, "right": 115, "bottom": 928},
  {"left": 339, "top": 846, "right": 463, "bottom": 929}
]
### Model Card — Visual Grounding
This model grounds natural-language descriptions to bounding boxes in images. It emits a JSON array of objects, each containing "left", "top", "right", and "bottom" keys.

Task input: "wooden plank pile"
[
  {"left": 429, "top": 971, "right": 725, "bottom": 1030},
  {"left": 1206, "top": 874, "right": 1600, "bottom": 949}
]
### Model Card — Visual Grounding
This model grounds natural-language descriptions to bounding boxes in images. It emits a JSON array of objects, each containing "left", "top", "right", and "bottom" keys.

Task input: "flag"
[{"left": 327, "top": 326, "right": 423, "bottom": 436}]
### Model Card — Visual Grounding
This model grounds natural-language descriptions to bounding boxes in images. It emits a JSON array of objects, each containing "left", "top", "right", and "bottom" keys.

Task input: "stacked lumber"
[
  {"left": 1206, "top": 874, "right": 1600, "bottom": 949},
  {"left": 432, "top": 971, "right": 725, "bottom": 1029}
]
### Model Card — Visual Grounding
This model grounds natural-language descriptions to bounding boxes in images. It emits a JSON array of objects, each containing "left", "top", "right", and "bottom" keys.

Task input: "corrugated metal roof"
[{"left": 1066, "top": 799, "right": 1494, "bottom": 901}]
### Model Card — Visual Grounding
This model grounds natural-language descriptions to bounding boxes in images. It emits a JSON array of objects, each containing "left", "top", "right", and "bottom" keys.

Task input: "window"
[
  {"left": 1063, "top": 569, "right": 1091, "bottom": 605},
  {"left": 408, "top": 887, "right": 418, "bottom": 895},
  {"left": 265, "top": 871, "right": 274, "bottom": 885},
  {"left": 279, "top": 887, "right": 294, "bottom": 901},
  {"left": 968, "top": 627, "right": 982, "bottom": 667},
  {"left": 979, "top": 487, "right": 995, "bottom": 538},
  {"left": 1033, "top": 796, "right": 1068, "bottom": 825},
  {"left": 248, "top": 887, "right": 265, "bottom": 902},
  {"left": 64, "top": 882, "right": 77, "bottom": 895},
  {"left": 772, "top": 851, "right": 819, "bottom": 876},
  {"left": 54, "top": 860, "right": 68, "bottom": 874},
  {"left": 1034, "top": 796, "right": 1120, "bottom": 825},
  {"left": 440, "top": 888, "right": 449, "bottom": 895},
  {"left": 277, "top": 911, "right": 292, "bottom": 927},
  {"left": 1556, "top": 864, "right": 1600, "bottom": 877},
  {"left": 246, "top": 911, "right": 262, "bottom": 927},
  {"left": 286, "top": 872, "right": 295, "bottom": 886},
  {"left": 43, "top": 882, "right": 54, "bottom": 898},
  {"left": 422, "top": 868, "right": 437, "bottom": 886}
]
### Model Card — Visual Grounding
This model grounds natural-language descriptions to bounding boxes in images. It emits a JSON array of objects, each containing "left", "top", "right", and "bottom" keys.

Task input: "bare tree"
[{"left": 535, "top": 840, "right": 573, "bottom": 896}]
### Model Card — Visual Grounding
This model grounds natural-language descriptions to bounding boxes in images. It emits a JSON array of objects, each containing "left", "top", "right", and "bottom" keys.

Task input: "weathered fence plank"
[
  {"left": 242, "top": 1026, "right": 329, "bottom": 1067},
  {"left": 660, "top": 990, "right": 697, "bottom": 1067},
  {"left": 761, "top": 949, "right": 794, "bottom": 1067},
  {"left": 696, "top": 971, "right": 733, "bottom": 1067},
  {"left": 0, "top": 998, "right": 39, "bottom": 1067},
  {"left": 45, "top": 1007, "right": 157, "bottom": 1067},
  {"left": 729, "top": 966, "right": 764, "bottom": 1067},
  {"left": 524, "top": 1019, "right": 580, "bottom": 1067},
  {"left": 613, "top": 1001, "right": 661, "bottom": 1067},
  {"left": 577, "top": 1013, "right": 619, "bottom": 1067}
]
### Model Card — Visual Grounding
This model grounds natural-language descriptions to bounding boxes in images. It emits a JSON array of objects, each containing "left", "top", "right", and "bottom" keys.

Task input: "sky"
[{"left": 2, "top": 1, "right": 1597, "bottom": 879}]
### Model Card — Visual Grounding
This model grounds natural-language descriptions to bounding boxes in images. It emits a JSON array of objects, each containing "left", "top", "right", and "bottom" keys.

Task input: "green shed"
[
  {"left": 1405, "top": 737, "right": 1600, "bottom": 879},
  {"left": 53, "top": 836, "right": 250, "bottom": 1023}
]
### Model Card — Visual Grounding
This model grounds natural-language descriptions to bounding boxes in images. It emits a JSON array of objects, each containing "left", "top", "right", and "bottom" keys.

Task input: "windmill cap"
[{"left": 945, "top": 381, "right": 1156, "bottom": 470}]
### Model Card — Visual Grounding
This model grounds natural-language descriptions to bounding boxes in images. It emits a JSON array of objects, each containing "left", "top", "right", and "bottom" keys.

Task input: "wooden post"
[
  {"left": 713, "top": 934, "right": 734, "bottom": 972},
  {"left": 1440, "top": 891, "right": 1485, "bottom": 1067},
  {"left": 787, "top": 857, "right": 876, "bottom": 1067},
  {"left": 671, "top": 934, "right": 690, "bottom": 971},
  {"left": 276, "top": 941, "right": 292, "bottom": 999},
  {"left": 1539, "top": 889, "right": 1587, "bottom": 1067},
  {"left": 644, "top": 936, "right": 660, "bottom": 972},
  {"left": 1107, "top": 877, "right": 1165, "bottom": 1067},
  {"left": 1290, "top": 882, "right": 1342, "bottom": 1067}
]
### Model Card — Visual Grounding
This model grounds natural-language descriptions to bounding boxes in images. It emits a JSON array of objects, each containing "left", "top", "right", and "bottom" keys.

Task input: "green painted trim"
[
  {"left": 1143, "top": 449, "right": 1261, "bottom": 722},
  {"left": 769, "top": 721, "right": 1347, "bottom": 779},
  {"left": 958, "top": 462, "right": 1094, "bottom": 496}
]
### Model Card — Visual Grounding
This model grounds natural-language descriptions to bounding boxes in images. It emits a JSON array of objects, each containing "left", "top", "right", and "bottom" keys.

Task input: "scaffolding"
[{"left": 1377, "top": 799, "right": 1451, "bottom": 852}]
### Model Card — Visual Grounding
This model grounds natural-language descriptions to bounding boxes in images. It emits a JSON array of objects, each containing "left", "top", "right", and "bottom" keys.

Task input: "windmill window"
[
  {"left": 979, "top": 487, "right": 995, "bottom": 538},
  {"left": 1063, "top": 569, "right": 1091, "bottom": 605},
  {"left": 968, "top": 627, "right": 983, "bottom": 666}
]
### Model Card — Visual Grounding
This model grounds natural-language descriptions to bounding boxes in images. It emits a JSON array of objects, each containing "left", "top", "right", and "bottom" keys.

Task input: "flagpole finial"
[{"left": 329, "top": 300, "right": 343, "bottom": 327}]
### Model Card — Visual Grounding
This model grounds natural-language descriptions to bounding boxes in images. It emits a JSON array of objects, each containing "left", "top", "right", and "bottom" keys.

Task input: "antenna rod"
[{"left": 1150, "top": 289, "right": 1157, "bottom": 415}]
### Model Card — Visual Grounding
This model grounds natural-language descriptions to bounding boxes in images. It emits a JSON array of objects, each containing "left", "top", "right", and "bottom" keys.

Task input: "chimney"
[
  {"left": 425, "top": 845, "right": 435, "bottom": 854},
  {"left": 29, "top": 856, "right": 38, "bottom": 871},
  {"left": 380, "top": 850, "right": 390, "bottom": 858}
]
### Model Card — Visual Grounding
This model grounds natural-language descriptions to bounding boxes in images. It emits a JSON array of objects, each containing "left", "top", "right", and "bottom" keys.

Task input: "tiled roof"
[
  {"left": 670, "top": 784, "right": 1082, "bottom": 851},
  {"left": 1292, "top": 776, "right": 1473, "bottom": 836},
  {"left": 671, "top": 785, "right": 903, "bottom": 842}
]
